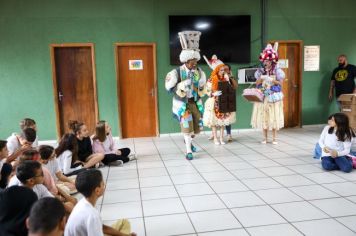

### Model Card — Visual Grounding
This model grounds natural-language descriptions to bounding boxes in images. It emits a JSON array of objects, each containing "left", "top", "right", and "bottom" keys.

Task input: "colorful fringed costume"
[
  {"left": 165, "top": 31, "right": 206, "bottom": 160},
  {"left": 165, "top": 65, "right": 206, "bottom": 133}
]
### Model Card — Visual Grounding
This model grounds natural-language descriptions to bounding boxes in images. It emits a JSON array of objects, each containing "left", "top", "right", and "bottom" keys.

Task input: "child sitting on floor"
[
  {"left": 92, "top": 120, "right": 135, "bottom": 166},
  {"left": 19, "top": 118, "right": 39, "bottom": 148},
  {"left": 65, "top": 169, "right": 137, "bottom": 236},
  {"left": 27, "top": 197, "right": 66, "bottom": 236},
  {"left": 319, "top": 113, "right": 355, "bottom": 173},
  {"left": 6, "top": 128, "right": 36, "bottom": 165},
  {"left": 56, "top": 133, "right": 87, "bottom": 176},
  {"left": 39, "top": 145, "right": 77, "bottom": 194},
  {"left": 314, "top": 114, "right": 356, "bottom": 159}
]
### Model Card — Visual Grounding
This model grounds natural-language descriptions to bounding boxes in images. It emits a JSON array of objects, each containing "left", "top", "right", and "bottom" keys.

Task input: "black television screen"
[{"left": 169, "top": 15, "right": 251, "bottom": 65}]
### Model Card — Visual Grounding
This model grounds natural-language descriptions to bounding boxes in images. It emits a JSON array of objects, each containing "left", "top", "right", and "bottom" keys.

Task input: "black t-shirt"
[
  {"left": 77, "top": 137, "right": 93, "bottom": 162},
  {"left": 331, "top": 64, "right": 356, "bottom": 97}
]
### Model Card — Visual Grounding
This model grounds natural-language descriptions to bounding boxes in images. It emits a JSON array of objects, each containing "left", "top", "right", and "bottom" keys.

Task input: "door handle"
[
  {"left": 149, "top": 88, "right": 155, "bottom": 97},
  {"left": 58, "top": 91, "right": 64, "bottom": 101}
]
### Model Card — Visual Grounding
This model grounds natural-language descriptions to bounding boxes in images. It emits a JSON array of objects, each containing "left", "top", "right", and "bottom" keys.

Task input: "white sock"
[{"left": 184, "top": 134, "right": 192, "bottom": 153}]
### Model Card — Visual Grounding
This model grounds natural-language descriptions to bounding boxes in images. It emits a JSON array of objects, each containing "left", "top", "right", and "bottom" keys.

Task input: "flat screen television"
[{"left": 169, "top": 15, "right": 251, "bottom": 65}]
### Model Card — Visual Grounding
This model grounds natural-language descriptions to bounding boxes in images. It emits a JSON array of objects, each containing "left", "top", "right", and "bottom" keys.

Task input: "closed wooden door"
[
  {"left": 51, "top": 44, "right": 98, "bottom": 137},
  {"left": 272, "top": 41, "right": 302, "bottom": 127},
  {"left": 116, "top": 43, "right": 158, "bottom": 138}
]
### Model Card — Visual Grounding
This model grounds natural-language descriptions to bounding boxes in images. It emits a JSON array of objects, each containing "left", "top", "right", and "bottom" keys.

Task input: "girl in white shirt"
[
  {"left": 55, "top": 134, "right": 86, "bottom": 176},
  {"left": 319, "top": 113, "right": 355, "bottom": 173}
]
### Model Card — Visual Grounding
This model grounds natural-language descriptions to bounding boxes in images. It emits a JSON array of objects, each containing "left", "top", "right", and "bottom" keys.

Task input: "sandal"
[{"left": 214, "top": 139, "right": 220, "bottom": 145}]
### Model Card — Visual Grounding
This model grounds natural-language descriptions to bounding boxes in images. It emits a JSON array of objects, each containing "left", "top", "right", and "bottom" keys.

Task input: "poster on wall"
[
  {"left": 304, "top": 46, "right": 320, "bottom": 71},
  {"left": 129, "top": 60, "right": 143, "bottom": 70}
]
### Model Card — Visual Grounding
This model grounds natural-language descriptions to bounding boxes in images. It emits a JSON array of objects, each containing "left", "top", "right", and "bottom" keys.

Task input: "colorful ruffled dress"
[{"left": 250, "top": 67, "right": 285, "bottom": 130}]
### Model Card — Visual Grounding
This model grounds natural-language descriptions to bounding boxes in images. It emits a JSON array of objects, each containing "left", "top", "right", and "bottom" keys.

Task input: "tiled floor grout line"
[
  {"left": 133, "top": 138, "right": 149, "bottom": 236},
  {"left": 99, "top": 167, "right": 111, "bottom": 212}
]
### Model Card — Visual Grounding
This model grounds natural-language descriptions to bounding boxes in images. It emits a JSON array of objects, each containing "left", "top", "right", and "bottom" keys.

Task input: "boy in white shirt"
[
  {"left": 27, "top": 197, "right": 66, "bottom": 236},
  {"left": 6, "top": 128, "right": 36, "bottom": 164},
  {"left": 19, "top": 118, "right": 39, "bottom": 147},
  {"left": 16, "top": 160, "right": 54, "bottom": 199},
  {"left": 65, "top": 169, "right": 136, "bottom": 236}
]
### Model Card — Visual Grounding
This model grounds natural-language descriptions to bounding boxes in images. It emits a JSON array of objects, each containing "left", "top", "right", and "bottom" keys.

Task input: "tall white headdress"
[{"left": 178, "top": 31, "right": 201, "bottom": 63}]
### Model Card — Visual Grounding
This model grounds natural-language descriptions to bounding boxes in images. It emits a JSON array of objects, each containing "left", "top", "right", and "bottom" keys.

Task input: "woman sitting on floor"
[
  {"left": 92, "top": 120, "right": 135, "bottom": 166},
  {"left": 319, "top": 113, "right": 355, "bottom": 173}
]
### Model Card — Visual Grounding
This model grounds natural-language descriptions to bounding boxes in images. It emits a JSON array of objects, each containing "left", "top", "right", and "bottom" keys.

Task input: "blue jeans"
[
  {"left": 314, "top": 143, "right": 322, "bottom": 159},
  {"left": 226, "top": 125, "right": 232, "bottom": 135},
  {"left": 321, "top": 156, "right": 353, "bottom": 173}
]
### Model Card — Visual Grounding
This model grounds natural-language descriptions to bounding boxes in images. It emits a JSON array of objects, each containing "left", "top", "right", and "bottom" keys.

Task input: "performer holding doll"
[
  {"left": 203, "top": 55, "right": 236, "bottom": 145},
  {"left": 165, "top": 31, "right": 206, "bottom": 160},
  {"left": 251, "top": 43, "right": 285, "bottom": 144}
]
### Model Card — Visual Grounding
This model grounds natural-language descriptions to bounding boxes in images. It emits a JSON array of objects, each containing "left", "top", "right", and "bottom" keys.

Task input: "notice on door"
[
  {"left": 278, "top": 59, "right": 288, "bottom": 69},
  {"left": 129, "top": 60, "right": 143, "bottom": 70},
  {"left": 304, "top": 46, "right": 320, "bottom": 71}
]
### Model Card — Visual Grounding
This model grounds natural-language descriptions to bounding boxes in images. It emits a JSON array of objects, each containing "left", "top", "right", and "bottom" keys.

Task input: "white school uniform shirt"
[
  {"left": 6, "top": 133, "right": 39, "bottom": 155},
  {"left": 65, "top": 198, "right": 104, "bottom": 236},
  {"left": 57, "top": 150, "right": 82, "bottom": 175},
  {"left": 44, "top": 158, "right": 61, "bottom": 181},
  {"left": 318, "top": 125, "right": 353, "bottom": 157},
  {"left": 7, "top": 175, "right": 53, "bottom": 199},
  {"left": 6, "top": 133, "right": 21, "bottom": 155}
]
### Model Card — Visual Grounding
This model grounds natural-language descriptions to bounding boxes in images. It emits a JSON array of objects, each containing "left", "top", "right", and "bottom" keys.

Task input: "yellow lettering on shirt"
[{"left": 335, "top": 70, "right": 349, "bottom": 82}]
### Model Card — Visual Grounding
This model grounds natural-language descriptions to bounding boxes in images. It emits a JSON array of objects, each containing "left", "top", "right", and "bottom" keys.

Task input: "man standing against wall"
[
  {"left": 328, "top": 55, "right": 356, "bottom": 110},
  {"left": 165, "top": 31, "right": 206, "bottom": 160}
]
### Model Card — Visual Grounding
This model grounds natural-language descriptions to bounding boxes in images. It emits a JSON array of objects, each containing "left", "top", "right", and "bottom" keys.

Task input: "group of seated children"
[
  {"left": 315, "top": 112, "right": 356, "bottom": 173},
  {"left": 0, "top": 118, "right": 137, "bottom": 235},
  {"left": 56, "top": 120, "right": 135, "bottom": 176}
]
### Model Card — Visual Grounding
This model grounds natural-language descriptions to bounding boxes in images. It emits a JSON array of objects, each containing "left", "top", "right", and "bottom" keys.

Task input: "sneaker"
[
  {"left": 261, "top": 140, "right": 267, "bottom": 144},
  {"left": 191, "top": 144, "right": 197, "bottom": 153},
  {"left": 214, "top": 139, "right": 220, "bottom": 145},
  {"left": 186, "top": 153, "right": 194, "bottom": 160},
  {"left": 208, "top": 135, "right": 214, "bottom": 140},
  {"left": 272, "top": 140, "right": 278, "bottom": 145},
  {"left": 109, "top": 160, "right": 124, "bottom": 166},
  {"left": 227, "top": 135, "right": 233, "bottom": 142},
  {"left": 128, "top": 154, "right": 137, "bottom": 161}
]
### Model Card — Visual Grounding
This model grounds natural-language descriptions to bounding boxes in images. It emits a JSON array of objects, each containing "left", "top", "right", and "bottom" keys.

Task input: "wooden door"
[
  {"left": 51, "top": 44, "right": 98, "bottom": 138},
  {"left": 271, "top": 41, "right": 302, "bottom": 127},
  {"left": 116, "top": 43, "right": 158, "bottom": 138}
]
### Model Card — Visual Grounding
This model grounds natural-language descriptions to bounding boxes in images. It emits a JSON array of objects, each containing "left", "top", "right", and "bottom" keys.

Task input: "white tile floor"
[{"left": 95, "top": 126, "right": 356, "bottom": 236}]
